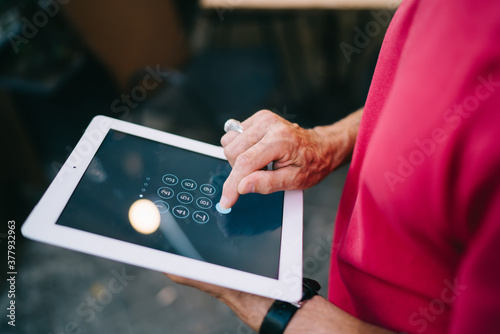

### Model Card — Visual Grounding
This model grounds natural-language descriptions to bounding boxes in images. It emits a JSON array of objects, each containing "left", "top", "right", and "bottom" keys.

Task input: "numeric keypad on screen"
[{"left": 154, "top": 174, "right": 217, "bottom": 224}]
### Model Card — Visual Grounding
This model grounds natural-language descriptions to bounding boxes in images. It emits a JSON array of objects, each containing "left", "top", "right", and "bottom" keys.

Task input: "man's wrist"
[
  {"left": 222, "top": 290, "right": 275, "bottom": 332},
  {"left": 312, "top": 107, "right": 362, "bottom": 169},
  {"left": 259, "top": 278, "right": 321, "bottom": 334},
  {"left": 260, "top": 301, "right": 299, "bottom": 334}
]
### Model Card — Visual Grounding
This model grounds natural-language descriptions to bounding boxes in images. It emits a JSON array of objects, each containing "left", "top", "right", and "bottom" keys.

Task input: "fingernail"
[{"left": 219, "top": 196, "right": 230, "bottom": 209}]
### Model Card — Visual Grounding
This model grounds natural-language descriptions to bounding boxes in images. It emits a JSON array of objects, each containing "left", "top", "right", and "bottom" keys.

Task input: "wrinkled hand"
[{"left": 219, "top": 110, "right": 335, "bottom": 209}]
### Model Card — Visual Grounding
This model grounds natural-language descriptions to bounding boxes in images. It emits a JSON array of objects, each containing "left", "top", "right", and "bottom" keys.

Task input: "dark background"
[{"left": 0, "top": 0, "right": 391, "bottom": 333}]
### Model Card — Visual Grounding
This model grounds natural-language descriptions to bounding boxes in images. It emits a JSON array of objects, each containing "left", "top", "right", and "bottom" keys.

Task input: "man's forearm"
[{"left": 222, "top": 291, "right": 396, "bottom": 334}]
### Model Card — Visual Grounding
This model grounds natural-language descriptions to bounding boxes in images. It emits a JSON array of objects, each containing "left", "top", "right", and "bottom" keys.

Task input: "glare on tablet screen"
[{"left": 128, "top": 199, "right": 161, "bottom": 234}]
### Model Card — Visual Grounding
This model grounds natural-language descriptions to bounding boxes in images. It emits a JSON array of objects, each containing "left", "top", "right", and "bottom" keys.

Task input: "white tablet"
[{"left": 22, "top": 116, "right": 303, "bottom": 302}]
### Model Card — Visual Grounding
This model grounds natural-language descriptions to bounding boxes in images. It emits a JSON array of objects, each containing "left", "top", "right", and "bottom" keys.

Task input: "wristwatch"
[{"left": 259, "top": 278, "right": 321, "bottom": 334}]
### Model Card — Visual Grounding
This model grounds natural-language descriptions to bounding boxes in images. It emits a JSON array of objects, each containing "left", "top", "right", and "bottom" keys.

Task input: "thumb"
[{"left": 238, "top": 168, "right": 295, "bottom": 195}]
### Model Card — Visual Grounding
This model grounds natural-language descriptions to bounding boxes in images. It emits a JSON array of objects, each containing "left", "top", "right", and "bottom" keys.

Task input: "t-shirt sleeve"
[{"left": 449, "top": 69, "right": 500, "bottom": 334}]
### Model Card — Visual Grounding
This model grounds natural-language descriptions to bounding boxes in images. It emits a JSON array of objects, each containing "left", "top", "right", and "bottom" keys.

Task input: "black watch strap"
[
  {"left": 259, "top": 278, "right": 321, "bottom": 334},
  {"left": 259, "top": 301, "right": 298, "bottom": 334},
  {"left": 302, "top": 278, "right": 321, "bottom": 301}
]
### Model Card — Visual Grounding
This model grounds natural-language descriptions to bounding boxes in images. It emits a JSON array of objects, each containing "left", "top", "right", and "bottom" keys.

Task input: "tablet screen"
[{"left": 56, "top": 130, "right": 284, "bottom": 279}]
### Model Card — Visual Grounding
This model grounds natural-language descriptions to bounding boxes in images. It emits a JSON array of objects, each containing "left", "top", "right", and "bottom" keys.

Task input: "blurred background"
[{"left": 0, "top": 0, "right": 396, "bottom": 333}]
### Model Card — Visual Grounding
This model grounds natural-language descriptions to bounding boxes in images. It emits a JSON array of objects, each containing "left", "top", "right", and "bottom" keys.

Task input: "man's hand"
[
  {"left": 165, "top": 274, "right": 273, "bottom": 332},
  {"left": 219, "top": 109, "right": 363, "bottom": 209},
  {"left": 166, "top": 273, "right": 396, "bottom": 334}
]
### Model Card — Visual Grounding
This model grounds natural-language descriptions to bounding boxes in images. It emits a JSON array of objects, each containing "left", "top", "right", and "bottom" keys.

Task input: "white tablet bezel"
[{"left": 22, "top": 115, "right": 303, "bottom": 302}]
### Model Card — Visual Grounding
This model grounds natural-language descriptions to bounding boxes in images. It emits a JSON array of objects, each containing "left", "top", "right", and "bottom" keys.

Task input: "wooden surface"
[{"left": 201, "top": 0, "right": 402, "bottom": 10}]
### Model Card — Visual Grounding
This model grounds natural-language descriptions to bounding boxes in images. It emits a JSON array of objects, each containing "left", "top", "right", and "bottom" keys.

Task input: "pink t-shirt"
[{"left": 328, "top": 0, "right": 500, "bottom": 333}]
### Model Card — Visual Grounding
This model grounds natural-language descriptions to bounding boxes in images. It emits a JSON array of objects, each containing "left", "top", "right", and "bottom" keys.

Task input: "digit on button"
[
  {"left": 200, "top": 184, "right": 216, "bottom": 196},
  {"left": 181, "top": 179, "right": 197, "bottom": 191},
  {"left": 162, "top": 174, "right": 178, "bottom": 186},
  {"left": 157, "top": 187, "right": 174, "bottom": 199},
  {"left": 154, "top": 200, "right": 170, "bottom": 213},
  {"left": 192, "top": 211, "right": 209, "bottom": 224},
  {"left": 196, "top": 197, "right": 212, "bottom": 209},
  {"left": 172, "top": 205, "right": 190, "bottom": 219},
  {"left": 177, "top": 192, "right": 193, "bottom": 204}
]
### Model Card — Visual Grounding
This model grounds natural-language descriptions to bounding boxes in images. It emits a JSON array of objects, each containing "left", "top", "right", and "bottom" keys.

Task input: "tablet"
[{"left": 22, "top": 116, "right": 303, "bottom": 302}]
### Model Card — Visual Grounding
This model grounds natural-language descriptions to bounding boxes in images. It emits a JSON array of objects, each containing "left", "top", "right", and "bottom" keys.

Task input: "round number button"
[
  {"left": 177, "top": 192, "right": 194, "bottom": 204},
  {"left": 172, "top": 205, "right": 190, "bottom": 219},
  {"left": 196, "top": 197, "right": 212, "bottom": 209},
  {"left": 192, "top": 211, "right": 209, "bottom": 224},
  {"left": 154, "top": 200, "right": 170, "bottom": 213},
  {"left": 162, "top": 174, "right": 178, "bottom": 186},
  {"left": 181, "top": 179, "right": 198, "bottom": 191},
  {"left": 157, "top": 187, "right": 174, "bottom": 199},
  {"left": 200, "top": 184, "right": 216, "bottom": 196}
]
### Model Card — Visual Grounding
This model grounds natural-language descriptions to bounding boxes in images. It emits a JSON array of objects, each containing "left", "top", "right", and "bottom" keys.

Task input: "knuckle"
[
  {"left": 221, "top": 132, "right": 237, "bottom": 147},
  {"left": 272, "top": 124, "right": 294, "bottom": 139},
  {"left": 257, "top": 109, "right": 272, "bottom": 117},
  {"left": 223, "top": 146, "right": 234, "bottom": 159},
  {"left": 279, "top": 125, "right": 293, "bottom": 136},
  {"left": 235, "top": 151, "right": 253, "bottom": 168},
  {"left": 259, "top": 109, "right": 279, "bottom": 123},
  {"left": 221, "top": 136, "right": 228, "bottom": 147},
  {"left": 245, "top": 128, "right": 259, "bottom": 142}
]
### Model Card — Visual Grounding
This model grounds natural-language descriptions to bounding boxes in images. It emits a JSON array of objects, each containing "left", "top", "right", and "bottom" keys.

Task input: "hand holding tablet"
[{"left": 22, "top": 116, "right": 303, "bottom": 302}]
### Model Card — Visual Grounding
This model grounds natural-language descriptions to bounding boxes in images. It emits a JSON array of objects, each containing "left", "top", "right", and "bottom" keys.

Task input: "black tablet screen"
[{"left": 56, "top": 130, "right": 283, "bottom": 279}]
